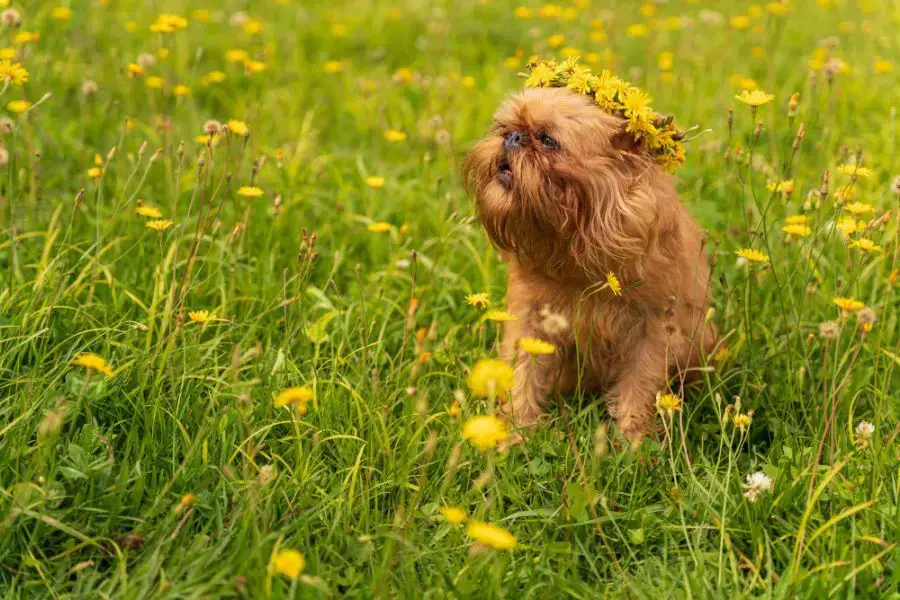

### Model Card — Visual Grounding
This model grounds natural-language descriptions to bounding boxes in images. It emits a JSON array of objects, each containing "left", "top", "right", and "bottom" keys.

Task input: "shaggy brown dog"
[{"left": 463, "top": 87, "right": 716, "bottom": 441}]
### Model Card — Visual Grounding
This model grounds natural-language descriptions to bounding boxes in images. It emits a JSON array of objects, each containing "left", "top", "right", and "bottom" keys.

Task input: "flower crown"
[{"left": 522, "top": 58, "right": 686, "bottom": 172}]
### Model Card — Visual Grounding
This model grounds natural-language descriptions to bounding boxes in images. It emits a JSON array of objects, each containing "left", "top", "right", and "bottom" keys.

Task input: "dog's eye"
[{"left": 540, "top": 133, "right": 559, "bottom": 150}]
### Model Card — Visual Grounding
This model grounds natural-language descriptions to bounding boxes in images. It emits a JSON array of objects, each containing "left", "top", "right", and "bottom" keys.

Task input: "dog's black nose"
[{"left": 504, "top": 130, "right": 524, "bottom": 152}]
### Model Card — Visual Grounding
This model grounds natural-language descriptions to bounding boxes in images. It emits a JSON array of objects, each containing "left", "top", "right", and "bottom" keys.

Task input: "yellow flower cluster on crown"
[{"left": 523, "top": 57, "right": 686, "bottom": 171}]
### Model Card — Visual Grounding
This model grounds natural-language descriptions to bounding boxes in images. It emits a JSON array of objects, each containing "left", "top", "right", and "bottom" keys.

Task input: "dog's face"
[{"left": 464, "top": 87, "right": 662, "bottom": 276}]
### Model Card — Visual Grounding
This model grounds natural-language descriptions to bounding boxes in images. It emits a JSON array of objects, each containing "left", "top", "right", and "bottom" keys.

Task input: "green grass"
[{"left": 0, "top": 0, "right": 898, "bottom": 597}]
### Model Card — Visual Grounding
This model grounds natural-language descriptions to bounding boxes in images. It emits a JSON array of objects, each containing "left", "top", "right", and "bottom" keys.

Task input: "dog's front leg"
[
  {"left": 498, "top": 318, "right": 563, "bottom": 434},
  {"left": 608, "top": 329, "right": 670, "bottom": 441}
]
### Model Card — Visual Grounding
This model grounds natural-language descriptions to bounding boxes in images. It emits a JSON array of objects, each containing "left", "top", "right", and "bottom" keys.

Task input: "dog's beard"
[{"left": 465, "top": 142, "right": 595, "bottom": 277}]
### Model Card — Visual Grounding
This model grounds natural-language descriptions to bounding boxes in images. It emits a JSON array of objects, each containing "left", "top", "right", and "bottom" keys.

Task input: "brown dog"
[{"left": 463, "top": 87, "right": 716, "bottom": 441}]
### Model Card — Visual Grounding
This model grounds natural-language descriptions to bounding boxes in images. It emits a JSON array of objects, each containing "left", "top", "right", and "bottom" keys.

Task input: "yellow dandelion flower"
[
  {"left": 87, "top": 167, "right": 102, "bottom": 179},
  {"left": 323, "top": 60, "right": 344, "bottom": 73},
  {"left": 243, "top": 19, "right": 263, "bottom": 35},
  {"left": 438, "top": 507, "right": 467, "bottom": 525},
  {"left": 735, "top": 249, "right": 770, "bottom": 264},
  {"left": 849, "top": 238, "right": 882, "bottom": 253},
  {"left": 843, "top": 202, "right": 875, "bottom": 215},
  {"left": 365, "top": 176, "right": 385, "bottom": 189},
  {"left": 274, "top": 386, "right": 313, "bottom": 415},
  {"left": 271, "top": 549, "right": 305, "bottom": 580},
  {"left": 462, "top": 415, "right": 509, "bottom": 450},
  {"left": 136, "top": 206, "right": 162, "bottom": 218},
  {"left": 146, "top": 219, "right": 174, "bottom": 231},
  {"left": 836, "top": 216, "right": 866, "bottom": 237},
  {"left": 236, "top": 186, "right": 263, "bottom": 198},
  {"left": 465, "top": 293, "right": 491, "bottom": 309},
  {"left": 785, "top": 214, "right": 808, "bottom": 225},
  {"left": 606, "top": 272, "right": 622, "bottom": 296},
  {"left": 71, "top": 353, "right": 114, "bottom": 377},
  {"left": 482, "top": 310, "right": 517, "bottom": 322},
  {"left": 367, "top": 222, "right": 392, "bottom": 233},
  {"left": 657, "top": 51, "right": 674, "bottom": 71},
  {"left": 732, "top": 412, "right": 753, "bottom": 430},
  {"left": 51, "top": 6, "right": 73, "bottom": 20},
  {"left": 14, "top": 31, "right": 39, "bottom": 44},
  {"left": 225, "top": 49, "right": 250, "bottom": 63},
  {"left": 466, "top": 359, "right": 514, "bottom": 398},
  {"left": 547, "top": 33, "right": 565, "bottom": 48},
  {"left": 735, "top": 89, "right": 774, "bottom": 107},
  {"left": 766, "top": 179, "right": 794, "bottom": 194},
  {"left": 188, "top": 310, "right": 215, "bottom": 324},
  {"left": 524, "top": 62, "right": 555, "bottom": 87},
  {"left": 626, "top": 23, "right": 648, "bottom": 37},
  {"left": 782, "top": 223, "right": 812, "bottom": 237},
  {"left": 0, "top": 60, "right": 28, "bottom": 85},
  {"left": 538, "top": 4, "right": 561, "bottom": 18},
  {"left": 0, "top": 48, "right": 15, "bottom": 60},
  {"left": 461, "top": 76, "right": 475, "bottom": 88},
  {"left": 7, "top": 100, "right": 31, "bottom": 113},
  {"left": 833, "top": 297, "right": 865, "bottom": 312},
  {"left": 157, "top": 48, "right": 170, "bottom": 59},
  {"left": 730, "top": 15, "right": 751, "bottom": 30},
  {"left": 465, "top": 521, "right": 516, "bottom": 550},
  {"left": 244, "top": 59, "right": 266, "bottom": 74},
  {"left": 127, "top": 63, "right": 144, "bottom": 76},
  {"left": 226, "top": 119, "right": 249, "bottom": 136},
  {"left": 515, "top": 6, "right": 533, "bottom": 18},
  {"left": 517, "top": 337, "right": 556, "bottom": 356},
  {"left": 765, "top": 2, "right": 791, "bottom": 15},
  {"left": 874, "top": 59, "right": 893, "bottom": 75},
  {"left": 201, "top": 70, "right": 226, "bottom": 85},
  {"left": 837, "top": 164, "right": 872, "bottom": 178},
  {"left": 144, "top": 76, "right": 164, "bottom": 89},
  {"left": 172, "top": 84, "right": 190, "bottom": 96},
  {"left": 383, "top": 129, "right": 407, "bottom": 142},
  {"left": 656, "top": 392, "right": 682, "bottom": 415}
]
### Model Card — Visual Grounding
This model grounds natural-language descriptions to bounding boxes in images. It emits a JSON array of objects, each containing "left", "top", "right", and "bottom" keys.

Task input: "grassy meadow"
[{"left": 0, "top": 0, "right": 898, "bottom": 597}]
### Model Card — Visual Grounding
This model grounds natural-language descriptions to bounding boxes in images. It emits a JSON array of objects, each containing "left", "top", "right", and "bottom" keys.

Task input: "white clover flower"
[
  {"left": 743, "top": 471, "right": 773, "bottom": 502},
  {"left": 854, "top": 420, "right": 875, "bottom": 448}
]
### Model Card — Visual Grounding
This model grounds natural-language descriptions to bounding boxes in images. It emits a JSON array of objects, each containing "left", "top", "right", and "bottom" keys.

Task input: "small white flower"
[
  {"left": 743, "top": 471, "right": 773, "bottom": 502},
  {"left": 854, "top": 420, "right": 875, "bottom": 447}
]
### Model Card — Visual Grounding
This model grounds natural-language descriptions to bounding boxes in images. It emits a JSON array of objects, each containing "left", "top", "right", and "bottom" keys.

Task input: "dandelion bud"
[
  {"left": 792, "top": 124, "right": 805, "bottom": 151},
  {"left": 891, "top": 175, "right": 900, "bottom": 196},
  {"left": 0, "top": 147, "right": 8, "bottom": 166},
  {"left": 74, "top": 188, "right": 85, "bottom": 206},
  {"left": 106, "top": 147, "right": 117, "bottom": 162},
  {"left": 819, "top": 169, "right": 829, "bottom": 198},
  {"left": 150, "top": 148, "right": 163, "bottom": 163},
  {"left": 0, "top": 117, "right": 14, "bottom": 135},
  {"left": 753, "top": 120, "right": 762, "bottom": 140},
  {"left": 788, "top": 92, "right": 799, "bottom": 111},
  {"left": 138, "top": 141, "right": 147, "bottom": 159},
  {"left": 38, "top": 408, "right": 65, "bottom": 438},
  {"left": 727, "top": 108, "right": 734, "bottom": 136}
]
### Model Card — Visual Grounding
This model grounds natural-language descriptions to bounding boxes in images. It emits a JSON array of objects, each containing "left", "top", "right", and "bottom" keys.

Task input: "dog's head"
[{"left": 463, "top": 87, "right": 670, "bottom": 278}]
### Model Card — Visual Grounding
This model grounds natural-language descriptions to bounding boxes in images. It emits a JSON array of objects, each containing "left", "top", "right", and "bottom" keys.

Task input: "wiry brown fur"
[{"left": 463, "top": 87, "right": 716, "bottom": 441}]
